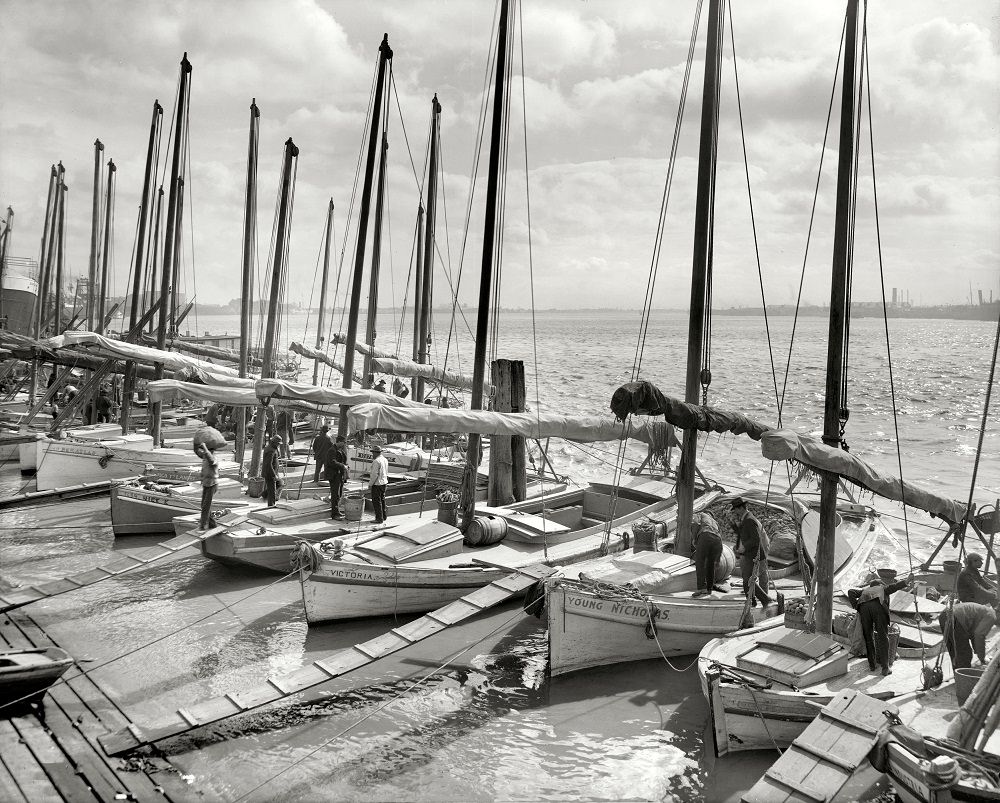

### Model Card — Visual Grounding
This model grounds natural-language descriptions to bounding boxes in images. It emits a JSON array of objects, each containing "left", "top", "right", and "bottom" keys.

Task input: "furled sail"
[
  {"left": 141, "top": 333, "right": 243, "bottom": 365},
  {"left": 611, "top": 380, "right": 966, "bottom": 524},
  {"left": 760, "top": 430, "right": 967, "bottom": 524},
  {"left": 611, "top": 380, "right": 770, "bottom": 440},
  {"left": 330, "top": 333, "right": 398, "bottom": 360},
  {"left": 345, "top": 403, "right": 678, "bottom": 447},
  {"left": 255, "top": 378, "right": 426, "bottom": 409},
  {"left": 289, "top": 341, "right": 362, "bottom": 382},
  {"left": 372, "top": 357, "right": 491, "bottom": 395},
  {"left": 42, "top": 331, "right": 241, "bottom": 377}
]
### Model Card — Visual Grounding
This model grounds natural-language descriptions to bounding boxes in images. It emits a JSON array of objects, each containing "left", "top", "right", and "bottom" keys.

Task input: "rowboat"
[{"left": 0, "top": 647, "right": 73, "bottom": 713}]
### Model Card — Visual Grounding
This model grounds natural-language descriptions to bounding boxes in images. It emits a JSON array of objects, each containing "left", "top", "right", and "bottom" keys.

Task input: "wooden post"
[
  {"left": 489, "top": 359, "right": 514, "bottom": 506},
  {"left": 511, "top": 359, "right": 527, "bottom": 501},
  {"left": 676, "top": 0, "right": 724, "bottom": 557},
  {"left": 817, "top": 0, "right": 860, "bottom": 636},
  {"left": 338, "top": 34, "right": 392, "bottom": 439}
]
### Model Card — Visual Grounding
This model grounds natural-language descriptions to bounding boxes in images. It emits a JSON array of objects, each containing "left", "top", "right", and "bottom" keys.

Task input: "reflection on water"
[{"left": 0, "top": 314, "right": 995, "bottom": 800}]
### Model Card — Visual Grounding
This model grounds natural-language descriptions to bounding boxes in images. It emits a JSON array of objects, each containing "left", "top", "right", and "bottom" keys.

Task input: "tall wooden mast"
[
  {"left": 314, "top": 198, "right": 335, "bottom": 387},
  {"left": 675, "top": 0, "right": 724, "bottom": 557},
  {"left": 28, "top": 166, "right": 57, "bottom": 403},
  {"left": 362, "top": 132, "right": 389, "bottom": 384},
  {"left": 97, "top": 160, "right": 116, "bottom": 336},
  {"left": 237, "top": 99, "right": 260, "bottom": 471},
  {"left": 249, "top": 138, "right": 299, "bottom": 477},
  {"left": 53, "top": 181, "right": 68, "bottom": 334},
  {"left": 0, "top": 206, "right": 12, "bottom": 326},
  {"left": 337, "top": 33, "right": 392, "bottom": 438},
  {"left": 40, "top": 163, "right": 65, "bottom": 335},
  {"left": 415, "top": 94, "right": 441, "bottom": 405},
  {"left": 151, "top": 54, "right": 193, "bottom": 447},
  {"left": 411, "top": 201, "right": 425, "bottom": 399},
  {"left": 121, "top": 100, "right": 163, "bottom": 433},
  {"left": 816, "top": 0, "right": 861, "bottom": 636},
  {"left": 460, "top": 0, "right": 512, "bottom": 529},
  {"left": 87, "top": 139, "right": 104, "bottom": 330}
]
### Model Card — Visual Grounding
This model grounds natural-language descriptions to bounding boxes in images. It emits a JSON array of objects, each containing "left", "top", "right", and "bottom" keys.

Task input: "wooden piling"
[{"left": 488, "top": 359, "right": 514, "bottom": 506}]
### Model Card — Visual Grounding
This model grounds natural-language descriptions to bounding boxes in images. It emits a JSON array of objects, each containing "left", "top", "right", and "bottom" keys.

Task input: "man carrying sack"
[{"left": 731, "top": 498, "right": 774, "bottom": 608}]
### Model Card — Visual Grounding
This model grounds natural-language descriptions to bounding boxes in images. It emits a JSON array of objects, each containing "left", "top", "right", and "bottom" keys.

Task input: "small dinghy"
[{"left": 0, "top": 647, "right": 73, "bottom": 713}]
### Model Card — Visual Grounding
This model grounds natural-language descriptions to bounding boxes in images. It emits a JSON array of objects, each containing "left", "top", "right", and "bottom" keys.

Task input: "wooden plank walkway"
[
  {"left": 742, "top": 689, "right": 897, "bottom": 803},
  {"left": 101, "top": 562, "right": 556, "bottom": 755},
  {"left": 0, "top": 517, "right": 244, "bottom": 613},
  {"left": 0, "top": 610, "right": 192, "bottom": 802},
  {"left": 0, "top": 480, "right": 113, "bottom": 512}
]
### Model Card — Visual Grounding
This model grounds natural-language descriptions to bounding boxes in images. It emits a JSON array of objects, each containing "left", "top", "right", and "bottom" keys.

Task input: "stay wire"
[
  {"left": 442, "top": 0, "right": 500, "bottom": 373},
  {"left": 631, "top": 0, "right": 704, "bottom": 381},
  {"left": 234, "top": 604, "right": 532, "bottom": 803},
  {"left": 777, "top": 12, "right": 848, "bottom": 421},
  {"left": 0, "top": 570, "right": 298, "bottom": 716}
]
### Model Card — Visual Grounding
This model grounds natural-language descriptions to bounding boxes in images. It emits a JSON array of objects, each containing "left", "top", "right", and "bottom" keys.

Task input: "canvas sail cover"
[
  {"left": 255, "top": 378, "right": 426, "bottom": 409},
  {"left": 611, "top": 380, "right": 966, "bottom": 524},
  {"left": 147, "top": 379, "right": 260, "bottom": 406},
  {"left": 760, "top": 430, "right": 966, "bottom": 524},
  {"left": 345, "top": 403, "right": 679, "bottom": 447},
  {"left": 42, "top": 331, "right": 241, "bottom": 377},
  {"left": 371, "top": 357, "right": 491, "bottom": 395},
  {"left": 330, "top": 334, "right": 398, "bottom": 360},
  {"left": 289, "top": 342, "right": 362, "bottom": 382},
  {"left": 141, "top": 334, "right": 242, "bottom": 365}
]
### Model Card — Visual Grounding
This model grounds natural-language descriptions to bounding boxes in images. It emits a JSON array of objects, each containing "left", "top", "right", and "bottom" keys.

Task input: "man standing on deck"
[
  {"left": 938, "top": 601, "right": 998, "bottom": 669},
  {"left": 312, "top": 424, "right": 331, "bottom": 483},
  {"left": 276, "top": 408, "right": 294, "bottom": 459},
  {"left": 196, "top": 442, "right": 219, "bottom": 531},
  {"left": 692, "top": 512, "right": 726, "bottom": 597},
  {"left": 848, "top": 575, "right": 913, "bottom": 675},
  {"left": 369, "top": 444, "right": 389, "bottom": 524},
  {"left": 731, "top": 498, "right": 774, "bottom": 608},
  {"left": 326, "top": 435, "right": 349, "bottom": 519},
  {"left": 95, "top": 389, "right": 113, "bottom": 423},
  {"left": 262, "top": 436, "right": 282, "bottom": 507},
  {"left": 957, "top": 553, "right": 998, "bottom": 606}
]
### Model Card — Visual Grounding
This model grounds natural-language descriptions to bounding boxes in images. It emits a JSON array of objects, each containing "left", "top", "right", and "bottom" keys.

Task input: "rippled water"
[{"left": 1, "top": 311, "right": 997, "bottom": 801}]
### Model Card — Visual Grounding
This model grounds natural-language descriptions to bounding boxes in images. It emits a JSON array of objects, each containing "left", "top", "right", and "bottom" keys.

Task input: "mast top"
[
  {"left": 181, "top": 53, "right": 192, "bottom": 71},
  {"left": 379, "top": 33, "right": 393, "bottom": 59},
  {"left": 284, "top": 137, "right": 299, "bottom": 157},
  {"left": 432, "top": 93, "right": 441, "bottom": 112},
  {"left": 108, "top": 159, "right": 116, "bottom": 171},
  {"left": 94, "top": 139, "right": 104, "bottom": 150},
  {"left": 251, "top": 98, "right": 260, "bottom": 117}
]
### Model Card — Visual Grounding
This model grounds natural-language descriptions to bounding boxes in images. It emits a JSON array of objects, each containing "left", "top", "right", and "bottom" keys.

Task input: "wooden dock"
[{"left": 0, "top": 610, "right": 189, "bottom": 802}]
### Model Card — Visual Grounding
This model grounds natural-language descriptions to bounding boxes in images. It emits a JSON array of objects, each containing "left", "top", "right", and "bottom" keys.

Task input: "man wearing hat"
[
  {"left": 368, "top": 444, "right": 389, "bottom": 524},
  {"left": 731, "top": 498, "right": 774, "bottom": 608},
  {"left": 262, "top": 436, "right": 282, "bottom": 507},
  {"left": 848, "top": 573, "right": 913, "bottom": 675},
  {"left": 691, "top": 511, "right": 726, "bottom": 597},
  {"left": 957, "top": 553, "right": 998, "bottom": 606},
  {"left": 312, "top": 425, "right": 331, "bottom": 483},
  {"left": 325, "top": 435, "right": 349, "bottom": 519},
  {"left": 938, "top": 601, "right": 999, "bottom": 669}
]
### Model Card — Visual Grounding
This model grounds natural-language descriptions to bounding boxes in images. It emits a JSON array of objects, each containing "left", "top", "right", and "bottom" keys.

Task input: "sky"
[{"left": 1, "top": 0, "right": 998, "bottom": 314}]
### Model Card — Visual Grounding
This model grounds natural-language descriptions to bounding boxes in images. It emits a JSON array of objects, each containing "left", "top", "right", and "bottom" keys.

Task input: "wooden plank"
[
  {"left": 0, "top": 719, "right": 61, "bottom": 802},
  {"left": 0, "top": 526, "right": 222, "bottom": 612},
  {"left": 100, "top": 563, "right": 556, "bottom": 755},
  {"left": 9, "top": 715, "right": 99, "bottom": 802},
  {"left": 742, "top": 690, "right": 897, "bottom": 803},
  {"left": 0, "top": 755, "right": 29, "bottom": 803}
]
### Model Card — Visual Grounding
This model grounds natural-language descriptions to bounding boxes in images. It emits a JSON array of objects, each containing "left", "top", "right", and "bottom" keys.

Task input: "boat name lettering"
[{"left": 331, "top": 570, "right": 376, "bottom": 581}]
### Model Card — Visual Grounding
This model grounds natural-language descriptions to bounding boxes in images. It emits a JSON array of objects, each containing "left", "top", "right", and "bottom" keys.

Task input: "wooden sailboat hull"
[
  {"left": 300, "top": 481, "right": 680, "bottom": 624},
  {"left": 110, "top": 478, "right": 249, "bottom": 536},
  {"left": 699, "top": 597, "right": 946, "bottom": 757},
  {"left": 547, "top": 502, "right": 880, "bottom": 676}
]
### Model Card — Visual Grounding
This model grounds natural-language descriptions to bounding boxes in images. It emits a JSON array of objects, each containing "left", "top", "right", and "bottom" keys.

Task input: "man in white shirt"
[{"left": 369, "top": 445, "right": 389, "bottom": 523}]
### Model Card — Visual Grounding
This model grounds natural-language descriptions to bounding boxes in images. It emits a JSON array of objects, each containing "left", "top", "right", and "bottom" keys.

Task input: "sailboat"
[{"left": 697, "top": 0, "right": 997, "bottom": 768}]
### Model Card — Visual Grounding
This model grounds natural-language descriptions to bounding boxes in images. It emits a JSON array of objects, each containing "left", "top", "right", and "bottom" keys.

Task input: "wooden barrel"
[
  {"left": 464, "top": 515, "right": 508, "bottom": 546},
  {"left": 715, "top": 544, "right": 736, "bottom": 582}
]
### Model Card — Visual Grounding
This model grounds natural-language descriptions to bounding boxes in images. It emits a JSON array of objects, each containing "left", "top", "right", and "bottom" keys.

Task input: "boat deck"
[{"left": 0, "top": 610, "right": 185, "bottom": 802}]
